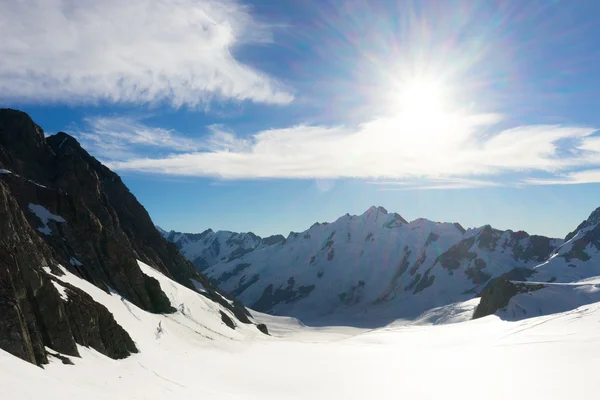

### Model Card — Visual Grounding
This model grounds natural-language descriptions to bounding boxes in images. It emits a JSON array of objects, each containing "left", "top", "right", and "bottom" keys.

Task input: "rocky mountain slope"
[
  {"left": 0, "top": 109, "right": 264, "bottom": 366},
  {"left": 473, "top": 206, "right": 600, "bottom": 320},
  {"left": 166, "top": 206, "right": 565, "bottom": 324}
]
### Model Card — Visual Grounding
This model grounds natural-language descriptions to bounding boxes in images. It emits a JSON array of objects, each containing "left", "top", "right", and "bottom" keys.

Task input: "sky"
[{"left": 2, "top": 0, "right": 600, "bottom": 238}]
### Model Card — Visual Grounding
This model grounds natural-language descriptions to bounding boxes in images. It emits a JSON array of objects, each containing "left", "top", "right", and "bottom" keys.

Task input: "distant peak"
[
  {"left": 310, "top": 221, "right": 329, "bottom": 229},
  {"left": 390, "top": 212, "right": 408, "bottom": 225},
  {"left": 453, "top": 222, "right": 466, "bottom": 234},
  {"left": 201, "top": 228, "right": 214, "bottom": 235},
  {"left": 365, "top": 205, "right": 388, "bottom": 215},
  {"left": 565, "top": 205, "right": 600, "bottom": 241},
  {"left": 586, "top": 206, "right": 600, "bottom": 225}
]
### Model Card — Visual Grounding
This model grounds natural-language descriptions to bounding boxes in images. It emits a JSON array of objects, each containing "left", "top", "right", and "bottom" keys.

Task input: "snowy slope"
[
  {"left": 199, "top": 206, "right": 561, "bottom": 323},
  {"left": 2, "top": 283, "right": 600, "bottom": 399},
  {"left": 530, "top": 208, "right": 600, "bottom": 283},
  {"left": 499, "top": 278, "right": 600, "bottom": 320},
  {"left": 41, "top": 260, "right": 265, "bottom": 345}
]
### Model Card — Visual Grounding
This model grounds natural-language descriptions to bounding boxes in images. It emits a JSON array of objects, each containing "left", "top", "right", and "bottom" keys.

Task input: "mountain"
[
  {"left": 0, "top": 109, "right": 265, "bottom": 366},
  {"left": 165, "top": 205, "right": 563, "bottom": 324},
  {"left": 158, "top": 228, "right": 284, "bottom": 271},
  {"left": 474, "top": 206, "right": 600, "bottom": 320}
]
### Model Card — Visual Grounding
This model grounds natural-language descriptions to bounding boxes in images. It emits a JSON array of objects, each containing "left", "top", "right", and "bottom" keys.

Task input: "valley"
[{"left": 2, "top": 257, "right": 599, "bottom": 400}]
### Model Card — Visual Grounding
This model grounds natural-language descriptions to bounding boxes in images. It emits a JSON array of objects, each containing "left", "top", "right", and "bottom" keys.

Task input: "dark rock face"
[
  {"left": 256, "top": 323, "right": 269, "bottom": 335},
  {"left": 464, "top": 259, "right": 491, "bottom": 285},
  {"left": 438, "top": 237, "right": 477, "bottom": 271},
  {"left": 230, "top": 273, "right": 260, "bottom": 297},
  {"left": 252, "top": 280, "right": 316, "bottom": 312},
  {"left": 262, "top": 234, "right": 285, "bottom": 246},
  {"left": 338, "top": 280, "right": 366, "bottom": 306},
  {"left": 513, "top": 235, "right": 556, "bottom": 262},
  {"left": 473, "top": 271, "right": 545, "bottom": 319},
  {"left": 60, "top": 280, "right": 138, "bottom": 359},
  {"left": 219, "top": 311, "right": 236, "bottom": 330},
  {"left": 476, "top": 225, "right": 502, "bottom": 250},
  {"left": 453, "top": 223, "right": 466, "bottom": 234},
  {"left": 0, "top": 109, "right": 258, "bottom": 365},
  {"left": 214, "top": 263, "right": 252, "bottom": 285},
  {"left": 473, "top": 278, "right": 520, "bottom": 319}
]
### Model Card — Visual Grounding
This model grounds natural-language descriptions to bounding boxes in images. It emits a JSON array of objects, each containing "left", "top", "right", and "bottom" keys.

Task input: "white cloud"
[
  {"left": 75, "top": 116, "right": 205, "bottom": 160},
  {"left": 369, "top": 178, "right": 501, "bottom": 190},
  {"left": 0, "top": 0, "right": 293, "bottom": 106},
  {"left": 97, "top": 112, "right": 600, "bottom": 182},
  {"left": 526, "top": 169, "right": 600, "bottom": 185}
]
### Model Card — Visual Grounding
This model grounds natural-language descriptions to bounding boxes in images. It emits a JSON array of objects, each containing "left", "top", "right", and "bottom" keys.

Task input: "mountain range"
[{"left": 161, "top": 204, "right": 600, "bottom": 325}]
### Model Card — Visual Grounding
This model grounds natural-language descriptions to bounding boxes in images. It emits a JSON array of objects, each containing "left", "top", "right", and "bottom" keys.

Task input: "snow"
[
  {"left": 28, "top": 203, "right": 66, "bottom": 235},
  {"left": 201, "top": 207, "right": 561, "bottom": 324},
  {"left": 203, "top": 209, "right": 468, "bottom": 321},
  {"left": 3, "top": 210, "right": 599, "bottom": 399},
  {"left": 170, "top": 229, "right": 265, "bottom": 268},
  {"left": 51, "top": 280, "right": 69, "bottom": 301},
  {"left": 1, "top": 264, "right": 599, "bottom": 399},
  {"left": 58, "top": 136, "right": 69, "bottom": 149},
  {"left": 500, "top": 277, "right": 600, "bottom": 320},
  {"left": 28, "top": 179, "right": 48, "bottom": 189}
]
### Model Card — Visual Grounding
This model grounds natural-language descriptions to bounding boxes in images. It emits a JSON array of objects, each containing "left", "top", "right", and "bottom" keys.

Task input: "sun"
[
  {"left": 382, "top": 76, "right": 458, "bottom": 151},
  {"left": 393, "top": 78, "right": 448, "bottom": 119}
]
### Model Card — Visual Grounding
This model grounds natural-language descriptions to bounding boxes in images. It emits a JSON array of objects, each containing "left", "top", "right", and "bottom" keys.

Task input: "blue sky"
[{"left": 3, "top": 0, "right": 600, "bottom": 238}]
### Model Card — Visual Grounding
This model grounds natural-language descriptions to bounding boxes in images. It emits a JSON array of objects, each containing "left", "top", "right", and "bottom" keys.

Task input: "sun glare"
[
  {"left": 383, "top": 76, "right": 459, "bottom": 151},
  {"left": 394, "top": 78, "right": 448, "bottom": 119}
]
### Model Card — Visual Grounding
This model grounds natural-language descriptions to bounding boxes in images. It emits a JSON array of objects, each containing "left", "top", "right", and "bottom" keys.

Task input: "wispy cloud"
[
  {"left": 75, "top": 116, "right": 205, "bottom": 160},
  {"left": 369, "top": 178, "right": 501, "bottom": 190},
  {"left": 0, "top": 0, "right": 293, "bottom": 106},
  {"left": 86, "top": 112, "right": 600, "bottom": 185},
  {"left": 525, "top": 169, "right": 600, "bottom": 185}
]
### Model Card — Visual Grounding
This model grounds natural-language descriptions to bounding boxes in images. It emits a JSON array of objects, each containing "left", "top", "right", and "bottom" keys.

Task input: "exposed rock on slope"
[
  {"left": 473, "top": 277, "right": 544, "bottom": 319},
  {"left": 0, "top": 109, "right": 257, "bottom": 366},
  {"left": 474, "top": 207, "right": 600, "bottom": 320},
  {"left": 532, "top": 206, "right": 600, "bottom": 282}
]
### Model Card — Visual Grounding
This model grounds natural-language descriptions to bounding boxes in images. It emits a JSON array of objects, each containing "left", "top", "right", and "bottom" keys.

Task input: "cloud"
[
  {"left": 525, "top": 169, "right": 600, "bottom": 185},
  {"left": 75, "top": 116, "right": 205, "bottom": 160},
  {"left": 369, "top": 178, "right": 501, "bottom": 190},
  {"left": 0, "top": 0, "right": 293, "bottom": 106},
  {"left": 95, "top": 112, "right": 600, "bottom": 183}
]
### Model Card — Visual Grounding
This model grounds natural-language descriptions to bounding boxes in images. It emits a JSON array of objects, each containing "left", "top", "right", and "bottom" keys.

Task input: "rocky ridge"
[{"left": 0, "top": 109, "right": 260, "bottom": 366}]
